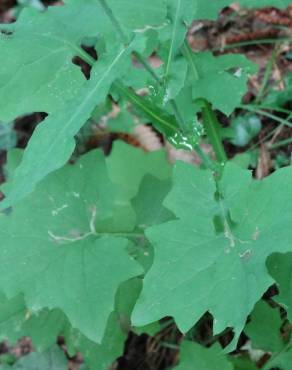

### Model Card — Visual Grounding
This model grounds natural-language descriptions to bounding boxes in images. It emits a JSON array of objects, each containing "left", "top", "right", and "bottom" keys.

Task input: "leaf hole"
[
  {"left": 14, "top": 112, "right": 48, "bottom": 149},
  {"left": 72, "top": 44, "right": 97, "bottom": 80},
  {"left": 0, "top": 29, "right": 13, "bottom": 38}
]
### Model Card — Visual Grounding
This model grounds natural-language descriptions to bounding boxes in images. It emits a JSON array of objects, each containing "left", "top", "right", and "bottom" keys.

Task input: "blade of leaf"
[{"left": 0, "top": 40, "right": 140, "bottom": 210}]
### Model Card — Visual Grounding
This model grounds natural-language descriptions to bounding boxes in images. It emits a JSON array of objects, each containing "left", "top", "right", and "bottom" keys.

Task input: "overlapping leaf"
[
  {"left": 0, "top": 0, "right": 167, "bottom": 122},
  {"left": 0, "top": 148, "right": 144, "bottom": 342},
  {"left": 174, "top": 341, "right": 233, "bottom": 370},
  {"left": 268, "top": 253, "right": 292, "bottom": 322},
  {"left": 245, "top": 301, "right": 283, "bottom": 353},
  {"left": 0, "top": 37, "right": 145, "bottom": 209},
  {"left": 0, "top": 279, "right": 142, "bottom": 370},
  {"left": 182, "top": 49, "right": 257, "bottom": 115},
  {"left": 0, "top": 143, "right": 171, "bottom": 344},
  {"left": 132, "top": 161, "right": 292, "bottom": 349},
  {"left": 0, "top": 293, "right": 67, "bottom": 352},
  {"left": 0, "top": 347, "right": 68, "bottom": 370},
  {"left": 245, "top": 300, "right": 292, "bottom": 370}
]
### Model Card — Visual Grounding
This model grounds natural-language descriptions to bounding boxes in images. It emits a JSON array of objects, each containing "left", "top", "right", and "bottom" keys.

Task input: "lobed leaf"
[
  {"left": 174, "top": 341, "right": 233, "bottom": 370},
  {"left": 132, "top": 161, "right": 292, "bottom": 350}
]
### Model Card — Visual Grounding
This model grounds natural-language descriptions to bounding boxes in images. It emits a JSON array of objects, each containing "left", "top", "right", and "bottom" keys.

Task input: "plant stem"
[
  {"left": 212, "top": 37, "right": 292, "bottom": 52},
  {"left": 182, "top": 42, "right": 227, "bottom": 165},
  {"left": 240, "top": 105, "right": 292, "bottom": 128},
  {"left": 269, "top": 137, "right": 292, "bottom": 150},
  {"left": 76, "top": 47, "right": 96, "bottom": 66},
  {"left": 181, "top": 41, "right": 199, "bottom": 79},
  {"left": 255, "top": 47, "right": 278, "bottom": 104},
  {"left": 201, "top": 100, "right": 227, "bottom": 164},
  {"left": 169, "top": 100, "right": 188, "bottom": 131},
  {"left": 193, "top": 144, "right": 218, "bottom": 171},
  {"left": 82, "top": 1, "right": 217, "bottom": 170},
  {"left": 134, "top": 52, "right": 161, "bottom": 84},
  {"left": 98, "top": 0, "right": 129, "bottom": 45}
]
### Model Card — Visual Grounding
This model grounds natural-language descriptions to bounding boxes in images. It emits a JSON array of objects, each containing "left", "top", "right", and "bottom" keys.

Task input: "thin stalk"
[
  {"left": 134, "top": 52, "right": 161, "bottom": 84},
  {"left": 269, "top": 137, "right": 292, "bottom": 150},
  {"left": 212, "top": 37, "right": 292, "bottom": 52},
  {"left": 193, "top": 144, "right": 218, "bottom": 171},
  {"left": 98, "top": 0, "right": 129, "bottom": 45},
  {"left": 75, "top": 46, "right": 96, "bottom": 66},
  {"left": 201, "top": 100, "right": 227, "bottom": 164},
  {"left": 251, "top": 104, "right": 292, "bottom": 115},
  {"left": 240, "top": 105, "right": 292, "bottom": 128},
  {"left": 181, "top": 41, "right": 199, "bottom": 79},
  {"left": 81, "top": 1, "right": 217, "bottom": 170},
  {"left": 182, "top": 42, "right": 227, "bottom": 165},
  {"left": 255, "top": 47, "right": 278, "bottom": 104},
  {"left": 249, "top": 124, "right": 284, "bottom": 150},
  {"left": 169, "top": 100, "right": 188, "bottom": 131}
]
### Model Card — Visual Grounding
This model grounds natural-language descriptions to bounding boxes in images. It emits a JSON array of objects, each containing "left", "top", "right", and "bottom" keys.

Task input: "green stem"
[
  {"left": 76, "top": 47, "right": 96, "bottom": 66},
  {"left": 240, "top": 105, "right": 292, "bottom": 128},
  {"left": 98, "top": 0, "right": 129, "bottom": 45},
  {"left": 201, "top": 100, "right": 227, "bottom": 164},
  {"left": 78, "top": 3, "right": 217, "bottom": 170},
  {"left": 255, "top": 47, "right": 278, "bottom": 104},
  {"left": 249, "top": 124, "right": 283, "bottom": 150},
  {"left": 193, "top": 144, "right": 217, "bottom": 171},
  {"left": 269, "top": 137, "right": 292, "bottom": 150},
  {"left": 181, "top": 41, "right": 199, "bottom": 79},
  {"left": 182, "top": 42, "right": 227, "bottom": 165},
  {"left": 134, "top": 52, "right": 161, "bottom": 84},
  {"left": 169, "top": 100, "right": 188, "bottom": 131},
  {"left": 250, "top": 104, "right": 292, "bottom": 115},
  {"left": 212, "top": 37, "right": 292, "bottom": 52}
]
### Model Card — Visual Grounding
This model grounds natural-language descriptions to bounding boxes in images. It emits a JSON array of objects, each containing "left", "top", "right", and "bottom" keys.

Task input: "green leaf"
[
  {"left": 115, "top": 84, "right": 201, "bottom": 150},
  {"left": 65, "top": 0, "right": 167, "bottom": 30},
  {"left": 0, "top": 5, "right": 90, "bottom": 122},
  {"left": 245, "top": 301, "right": 283, "bottom": 353},
  {"left": 114, "top": 83, "right": 181, "bottom": 139},
  {"left": 106, "top": 142, "right": 171, "bottom": 200},
  {"left": 174, "top": 341, "right": 233, "bottom": 370},
  {"left": 0, "top": 0, "right": 167, "bottom": 122},
  {"left": 0, "top": 346, "right": 68, "bottom": 370},
  {"left": 160, "top": 0, "right": 238, "bottom": 102},
  {"left": 265, "top": 73, "right": 292, "bottom": 107},
  {"left": 0, "top": 293, "right": 67, "bottom": 352},
  {"left": 268, "top": 253, "right": 292, "bottom": 321},
  {"left": 131, "top": 175, "right": 174, "bottom": 272},
  {"left": 231, "top": 358, "right": 258, "bottom": 370},
  {"left": 265, "top": 350, "right": 292, "bottom": 370},
  {"left": 106, "top": 0, "right": 167, "bottom": 30},
  {"left": 182, "top": 47, "right": 257, "bottom": 115},
  {"left": 0, "top": 149, "right": 142, "bottom": 342},
  {"left": 243, "top": 298, "right": 292, "bottom": 370},
  {"left": 163, "top": 0, "right": 190, "bottom": 83},
  {"left": 107, "top": 110, "right": 135, "bottom": 133},
  {"left": 0, "top": 279, "right": 142, "bottom": 370},
  {"left": 68, "top": 278, "right": 142, "bottom": 370},
  {"left": 132, "top": 175, "right": 173, "bottom": 228},
  {"left": 0, "top": 38, "right": 142, "bottom": 210},
  {"left": 132, "top": 161, "right": 292, "bottom": 350}
]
